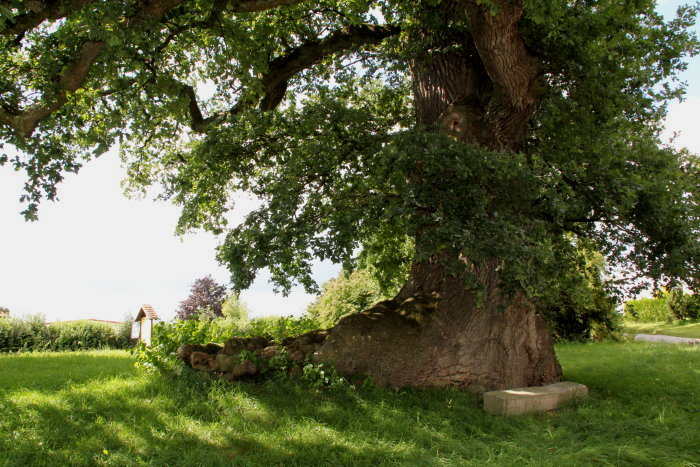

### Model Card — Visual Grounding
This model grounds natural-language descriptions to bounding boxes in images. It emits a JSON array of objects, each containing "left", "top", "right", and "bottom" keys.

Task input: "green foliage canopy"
[{"left": 1, "top": 0, "right": 699, "bottom": 299}]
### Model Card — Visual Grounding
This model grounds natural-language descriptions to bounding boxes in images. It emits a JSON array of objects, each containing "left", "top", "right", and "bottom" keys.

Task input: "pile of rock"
[{"left": 176, "top": 330, "right": 329, "bottom": 381}]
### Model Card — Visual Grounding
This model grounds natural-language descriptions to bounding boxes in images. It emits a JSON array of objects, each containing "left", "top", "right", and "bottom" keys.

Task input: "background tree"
[
  {"left": 666, "top": 287, "right": 700, "bottom": 320},
  {"left": 307, "top": 269, "right": 396, "bottom": 328},
  {"left": 176, "top": 275, "right": 227, "bottom": 321},
  {"left": 0, "top": 307, "right": 9, "bottom": 319},
  {"left": 537, "top": 243, "right": 620, "bottom": 341},
  {"left": 221, "top": 292, "right": 250, "bottom": 328},
  {"left": 1, "top": 0, "right": 700, "bottom": 390}
]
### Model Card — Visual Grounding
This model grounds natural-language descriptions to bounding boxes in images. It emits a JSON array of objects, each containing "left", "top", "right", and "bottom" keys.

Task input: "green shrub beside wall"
[{"left": 244, "top": 315, "right": 320, "bottom": 342}]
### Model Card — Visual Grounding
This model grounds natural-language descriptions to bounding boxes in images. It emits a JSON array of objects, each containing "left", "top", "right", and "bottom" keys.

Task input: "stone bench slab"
[
  {"left": 633, "top": 334, "right": 700, "bottom": 345},
  {"left": 483, "top": 381, "right": 588, "bottom": 416}
]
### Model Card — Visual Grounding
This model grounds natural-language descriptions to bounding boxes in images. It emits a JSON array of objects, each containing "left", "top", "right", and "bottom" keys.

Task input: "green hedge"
[
  {"left": 624, "top": 298, "right": 671, "bottom": 322},
  {"left": 0, "top": 316, "right": 132, "bottom": 352},
  {"left": 624, "top": 291, "right": 700, "bottom": 323},
  {"left": 0, "top": 315, "right": 47, "bottom": 351}
]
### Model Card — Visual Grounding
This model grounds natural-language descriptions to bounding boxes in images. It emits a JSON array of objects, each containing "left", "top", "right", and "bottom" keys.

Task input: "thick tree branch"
[
  {"left": 1, "top": 0, "right": 97, "bottom": 38},
  {"left": 183, "top": 84, "right": 205, "bottom": 129},
  {"left": 461, "top": 0, "right": 542, "bottom": 109},
  {"left": 457, "top": 0, "right": 545, "bottom": 151},
  {"left": 0, "top": 40, "right": 103, "bottom": 137},
  {"left": 0, "top": 0, "right": 306, "bottom": 138},
  {"left": 261, "top": 24, "right": 400, "bottom": 109},
  {"left": 188, "top": 23, "right": 400, "bottom": 131}
]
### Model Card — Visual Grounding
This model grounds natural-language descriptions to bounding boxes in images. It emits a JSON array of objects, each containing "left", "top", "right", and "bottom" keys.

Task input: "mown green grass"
[
  {"left": 0, "top": 343, "right": 698, "bottom": 466},
  {"left": 622, "top": 319, "right": 700, "bottom": 339}
]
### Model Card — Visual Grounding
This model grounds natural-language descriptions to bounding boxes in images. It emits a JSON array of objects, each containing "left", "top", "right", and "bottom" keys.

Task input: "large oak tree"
[{"left": 2, "top": 0, "right": 699, "bottom": 390}]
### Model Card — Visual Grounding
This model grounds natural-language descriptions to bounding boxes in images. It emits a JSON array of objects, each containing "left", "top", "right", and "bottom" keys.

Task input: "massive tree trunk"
[
  {"left": 314, "top": 0, "right": 562, "bottom": 391},
  {"left": 183, "top": 0, "right": 562, "bottom": 392},
  {"left": 314, "top": 257, "right": 561, "bottom": 391}
]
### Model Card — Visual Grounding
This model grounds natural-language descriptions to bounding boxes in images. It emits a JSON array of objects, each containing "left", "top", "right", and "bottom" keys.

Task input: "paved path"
[{"left": 632, "top": 334, "right": 700, "bottom": 345}]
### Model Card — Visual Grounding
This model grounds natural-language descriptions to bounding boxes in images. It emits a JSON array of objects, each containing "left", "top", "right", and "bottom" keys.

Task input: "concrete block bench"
[
  {"left": 632, "top": 334, "right": 700, "bottom": 345},
  {"left": 483, "top": 381, "right": 588, "bottom": 416}
]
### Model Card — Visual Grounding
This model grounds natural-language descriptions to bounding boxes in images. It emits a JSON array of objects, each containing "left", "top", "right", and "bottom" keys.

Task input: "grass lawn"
[
  {"left": 622, "top": 319, "right": 700, "bottom": 339},
  {"left": 0, "top": 343, "right": 698, "bottom": 466}
]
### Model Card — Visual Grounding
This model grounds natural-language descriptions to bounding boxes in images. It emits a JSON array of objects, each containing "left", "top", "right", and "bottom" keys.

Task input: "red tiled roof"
[{"left": 136, "top": 304, "right": 159, "bottom": 320}]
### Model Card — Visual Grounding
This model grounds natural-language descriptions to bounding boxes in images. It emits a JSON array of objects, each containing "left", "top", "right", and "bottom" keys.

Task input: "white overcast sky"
[{"left": 1, "top": 1, "right": 698, "bottom": 323}]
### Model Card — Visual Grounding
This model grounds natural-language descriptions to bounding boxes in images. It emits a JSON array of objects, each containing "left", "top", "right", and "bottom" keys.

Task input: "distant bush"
[
  {"left": 666, "top": 289, "right": 700, "bottom": 321},
  {"left": 541, "top": 291, "right": 621, "bottom": 342},
  {"left": 536, "top": 244, "right": 622, "bottom": 341},
  {"left": 0, "top": 316, "right": 133, "bottom": 352},
  {"left": 687, "top": 295, "right": 700, "bottom": 320},
  {"left": 221, "top": 293, "right": 250, "bottom": 328},
  {"left": 624, "top": 298, "right": 670, "bottom": 322},
  {"left": 44, "top": 321, "right": 119, "bottom": 351},
  {"left": 307, "top": 269, "right": 395, "bottom": 328},
  {"left": 0, "top": 314, "right": 47, "bottom": 351}
]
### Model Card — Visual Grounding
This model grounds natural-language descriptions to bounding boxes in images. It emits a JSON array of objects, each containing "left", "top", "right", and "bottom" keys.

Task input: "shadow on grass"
[{"left": 1, "top": 342, "right": 698, "bottom": 465}]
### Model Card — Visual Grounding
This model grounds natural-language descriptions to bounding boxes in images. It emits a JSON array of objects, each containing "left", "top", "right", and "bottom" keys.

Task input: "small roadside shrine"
[{"left": 132, "top": 304, "right": 159, "bottom": 345}]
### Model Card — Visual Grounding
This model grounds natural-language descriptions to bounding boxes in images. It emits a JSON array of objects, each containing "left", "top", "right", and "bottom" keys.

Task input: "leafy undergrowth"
[
  {"left": 0, "top": 343, "right": 698, "bottom": 466},
  {"left": 622, "top": 319, "right": 700, "bottom": 339}
]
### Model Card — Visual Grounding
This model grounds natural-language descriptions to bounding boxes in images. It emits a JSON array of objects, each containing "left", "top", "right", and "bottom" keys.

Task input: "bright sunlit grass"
[
  {"left": 0, "top": 343, "right": 698, "bottom": 465},
  {"left": 622, "top": 319, "right": 700, "bottom": 339}
]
